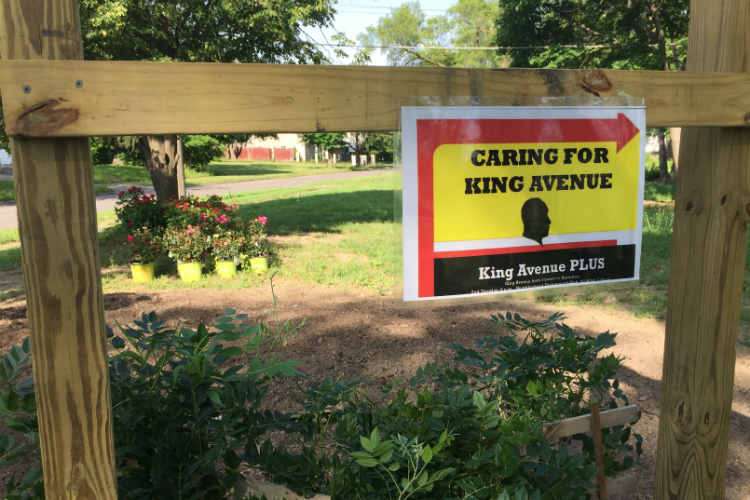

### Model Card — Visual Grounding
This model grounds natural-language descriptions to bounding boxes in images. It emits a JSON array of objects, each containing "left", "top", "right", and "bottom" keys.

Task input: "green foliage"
[
  {"left": 495, "top": 0, "right": 689, "bottom": 71},
  {"left": 301, "top": 133, "right": 346, "bottom": 151},
  {"left": 91, "top": 137, "right": 116, "bottom": 165},
  {"left": 358, "top": 0, "right": 503, "bottom": 68},
  {"left": 0, "top": 298, "right": 303, "bottom": 500},
  {"left": 256, "top": 313, "right": 641, "bottom": 500},
  {"left": 79, "top": 0, "right": 335, "bottom": 64},
  {"left": 125, "top": 226, "right": 163, "bottom": 264},
  {"left": 115, "top": 186, "right": 166, "bottom": 233},
  {"left": 163, "top": 224, "right": 210, "bottom": 263},
  {"left": 183, "top": 135, "right": 224, "bottom": 172}
]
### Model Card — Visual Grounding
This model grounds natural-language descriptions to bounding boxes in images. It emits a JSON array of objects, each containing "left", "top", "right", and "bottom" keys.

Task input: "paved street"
[{"left": 0, "top": 169, "right": 392, "bottom": 230}]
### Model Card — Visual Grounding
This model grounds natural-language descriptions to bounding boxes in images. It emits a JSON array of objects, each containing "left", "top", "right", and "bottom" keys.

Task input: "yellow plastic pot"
[
  {"left": 177, "top": 262, "right": 202, "bottom": 282},
  {"left": 215, "top": 260, "right": 237, "bottom": 279},
  {"left": 130, "top": 262, "right": 155, "bottom": 283},
  {"left": 249, "top": 257, "right": 269, "bottom": 274}
]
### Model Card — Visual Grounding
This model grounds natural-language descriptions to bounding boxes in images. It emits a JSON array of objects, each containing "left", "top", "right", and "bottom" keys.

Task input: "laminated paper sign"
[{"left": 400, "top": 106, "right": 646, "bottom": 303}]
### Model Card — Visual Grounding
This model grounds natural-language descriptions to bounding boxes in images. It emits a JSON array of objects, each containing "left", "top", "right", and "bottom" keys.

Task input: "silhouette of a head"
[{"left": 521, "top": 198, "right": 551, "bottom": 245}]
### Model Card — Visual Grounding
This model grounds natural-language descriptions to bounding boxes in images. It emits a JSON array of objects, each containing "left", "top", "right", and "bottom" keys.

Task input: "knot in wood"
[{"left": 745, "top": 112, "right": 750, "bottom": 124}]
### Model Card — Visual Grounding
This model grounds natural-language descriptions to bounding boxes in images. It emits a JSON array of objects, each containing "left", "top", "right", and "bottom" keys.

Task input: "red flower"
[
  {"left": 118, "top": 191, "right": 125, "bottom": 197},
  {"left": 183, "top": 203, "right": 189, "bottom": 211},
  {"left": 127, "top": 235, "right": 134, "bottom": 242},
  {"left": 171, "top": 195, "right": 177, "bottom": 199},
  {"left": 213, "top": 208, "right": 220, "bottom": 214},
  {"left": 128, "top": 222, "right": 132, "bottom": 226}
]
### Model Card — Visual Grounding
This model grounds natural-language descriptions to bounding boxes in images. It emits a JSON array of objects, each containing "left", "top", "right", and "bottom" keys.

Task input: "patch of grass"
[
  {"left": 93, "top": 164, "right": 153, "bottom": 185},
  {"left": 0, "top": 247, "right": 21, "bottom": 272},
  {"left": 185, "top": 160, "right": 391, "bottom": 186},
  {"left": 644, "top": 183, "right": 675, "bottom": 202},
  {"left": 0, "top": 230, "right": 19, "bottom": 245},
  {"left": 0, "top": 181, "right": 14, "bottom": 202},
  {"left": 233, "top": 175, "right": 394, "bottom": 235},
  {"left": 95, "top": 185, "right": 114, "bottom": 195}
]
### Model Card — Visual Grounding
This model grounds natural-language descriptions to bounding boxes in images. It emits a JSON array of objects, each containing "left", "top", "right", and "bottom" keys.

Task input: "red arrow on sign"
[{"left": 419, "top": 113, "right": 639, "bottom": 152}]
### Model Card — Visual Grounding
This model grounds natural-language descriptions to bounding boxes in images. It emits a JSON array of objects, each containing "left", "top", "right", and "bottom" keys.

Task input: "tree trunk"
[
  {"left": 355, "top": 136, "right": 361, "bottom": 166},
  {"left": 327, "top": 148, "right": 334, "bottom": 168},
  {"left": 657, "top": 128, "right": 669, "bottom": 183},
  {"left": 177, "top": 136, "right": 186, "bottom": 197},
  {"left": 669, "top": 127, "right": 681, "bottom": 181},
  {"left": 140, "top": 135, "right": 179, "bottom": 200}
]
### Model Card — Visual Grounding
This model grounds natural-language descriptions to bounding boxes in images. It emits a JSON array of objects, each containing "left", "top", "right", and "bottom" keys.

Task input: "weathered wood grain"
[
  {"left": 2, "top": 60, "right": 750, "bottom": 137},
  {"left": 542, "top": 405, "right": 640, "bottom": 440},
  {"left": 655, "top": 0, "right": 750, "bottom": 499},
  {"left": 0, "top": 1, "right": 117, "bottom": 499}
]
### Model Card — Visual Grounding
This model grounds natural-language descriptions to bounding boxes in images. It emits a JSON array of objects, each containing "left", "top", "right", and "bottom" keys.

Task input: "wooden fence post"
[
  {"left": 656, "top": 0, "right": 750, "bottom": 498},
  {"left": 0, "top": 1, "right": 117, "bottom": 499}
]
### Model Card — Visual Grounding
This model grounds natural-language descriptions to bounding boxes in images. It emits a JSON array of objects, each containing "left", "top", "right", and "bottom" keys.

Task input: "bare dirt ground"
[{"left": 0, "top": 279, "right": 748, "bottom": 499}]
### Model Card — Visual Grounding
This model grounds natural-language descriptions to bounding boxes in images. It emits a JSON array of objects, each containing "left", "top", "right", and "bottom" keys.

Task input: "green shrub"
[
  {"left": 254, "top": 313, "right": 642, "bottom": 500},
  {"left": 115, "top": 186, "right": 166, "bottom": 233},
  {"left": 0, "top": 296, "right": 302, "bottom": 500},
  {"left": 0, "top": 311, "right": 640, "bottom": 500},
  {"left": 91, "top": 139, "right": 115, "bottom": 165},
  {"left": 184, "top": 135, "right": 224, "bottom": 172}
]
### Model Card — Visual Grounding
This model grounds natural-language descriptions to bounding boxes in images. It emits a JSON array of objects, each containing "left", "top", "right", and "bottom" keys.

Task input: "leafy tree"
[
  {"left": 495, "top": 0, "right": 689, "bottom": 182},
  {"left": 182, "top": 135, "right": 224, "bottom": 171},
  {"left": 301, "top": 133, "right": 345, "bottom": 168},
  {"left": 344, "top": 133, "right": 371, "bottom": 166},
  {"left": 357, "top": 0, "right": 504, "bottom": 68},
  {"left": 78, "top": 0, "right": 337, "bottom": 199}
]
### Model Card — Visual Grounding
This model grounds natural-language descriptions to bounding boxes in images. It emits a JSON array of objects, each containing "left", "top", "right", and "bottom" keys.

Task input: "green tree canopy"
[
  {"left": 358, "top": 0, "right": 504, "bottom": 68},
  {"left": 301, "top": 133, "right": 346, "bottom": 168},
  {"left": 495, "top": 0, "right": 689, "bottom": 71},
  {"left": 80, "top": 0, "right": 335, "bottom": 64}
]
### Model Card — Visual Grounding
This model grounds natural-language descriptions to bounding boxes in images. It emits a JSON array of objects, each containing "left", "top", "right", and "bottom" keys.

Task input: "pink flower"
[
  {"left": 127, "top": 235, "right": 134, "bottom": 242},
  {"left": 258, "top": 216, "right": 267, "bottom": 226}
]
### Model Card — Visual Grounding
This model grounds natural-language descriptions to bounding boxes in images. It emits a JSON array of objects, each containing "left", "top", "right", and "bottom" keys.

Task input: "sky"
[{"left": 308, "top": 0, "right": 459, "bottom": 66}]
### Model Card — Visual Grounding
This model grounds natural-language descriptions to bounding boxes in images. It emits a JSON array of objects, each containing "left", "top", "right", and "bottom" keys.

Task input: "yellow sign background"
[{"left": 433, "top": 137, "right": 641, "bottom": 243}]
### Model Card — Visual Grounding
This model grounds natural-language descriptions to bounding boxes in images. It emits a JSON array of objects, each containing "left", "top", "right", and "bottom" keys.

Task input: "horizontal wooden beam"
[
  {"left": 543, "top": 405, "right": 640, "bottom": 440},
  {"left": 0, "top": 60, "right": 749, "bottom": 137}
]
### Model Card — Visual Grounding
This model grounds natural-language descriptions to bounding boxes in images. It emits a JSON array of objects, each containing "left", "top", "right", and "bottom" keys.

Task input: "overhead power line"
[{"left": 312, "top": 42, "right": 687, "bottom": 51}]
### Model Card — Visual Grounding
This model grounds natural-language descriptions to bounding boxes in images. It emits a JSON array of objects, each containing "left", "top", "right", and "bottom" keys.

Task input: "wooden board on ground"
[{"left": 2, "top": 60, "right": 750, "bottom": 137}]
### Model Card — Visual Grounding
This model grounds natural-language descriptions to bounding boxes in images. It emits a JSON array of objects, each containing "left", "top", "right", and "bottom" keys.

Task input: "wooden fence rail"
[{"left": 2, "top": 60, "right": 750, "bottom": 137}]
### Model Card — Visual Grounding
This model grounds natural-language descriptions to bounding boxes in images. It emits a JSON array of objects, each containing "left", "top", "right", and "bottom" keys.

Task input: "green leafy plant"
[
  {"left": 256, "top": 313, "right": 641, "bottom": 500},
  {"left": 241, "top": 218, "right": 271, "bottom": 258},
  {"left": 183, "top": 135, "right": 224, "bottom": 172},
  {"left": 116, "top": 186, "right": 166, "bottom": 233},
  {"left": 125, "top": 226, "right": 162, "bottom": 263},
  {"left": 163, "top": 224, "right": 209, "bottom": 263},
  {"left": 0, "top": 286, "right": 304, "bottom": 499},
  {"left": 211, "top": 231, "right": 247, "bottom": 262}
]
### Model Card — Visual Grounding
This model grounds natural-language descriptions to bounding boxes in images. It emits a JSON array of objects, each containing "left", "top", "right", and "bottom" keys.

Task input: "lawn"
[
  {"left": 4, "top": 173, "right": 744, "bottom": 342},
  {"left": 92, "top": 160, "right": 392, "bottom": 187},
  {"left": 0, "top": 180, "right": 111, "bottom": 202}
]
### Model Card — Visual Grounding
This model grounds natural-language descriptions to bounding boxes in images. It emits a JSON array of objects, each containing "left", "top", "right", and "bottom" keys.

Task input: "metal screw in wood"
[
  {"left": 75, "top": 80, "right": 83, "bottom": 88},
  {"left": 22, "top": 85, "right": 30, "bottom": 93}
]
